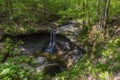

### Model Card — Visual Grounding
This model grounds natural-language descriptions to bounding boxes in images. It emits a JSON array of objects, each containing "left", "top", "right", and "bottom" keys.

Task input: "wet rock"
[
  {"left": 37, "top": 63, "right": 62, "bottom": 75},
  {"left": 21, "top": 63, "right": 34, "bottom": 71},
  {"left": 32, "top": 57, "right": 48, "bottom": 66},
  {"left": 44, "top": 64, "right": 62, "bottom": 75},
  {"left": 55, "top": 46, "right": 84, "bottom": 68}
]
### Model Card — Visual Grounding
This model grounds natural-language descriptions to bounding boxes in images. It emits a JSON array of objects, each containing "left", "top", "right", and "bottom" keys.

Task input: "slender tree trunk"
[
  {"left": 43, "top": 0, "right": 46, "bottom": 19},
  {"left": 97, "top": 0, "right": 103, "bottom": 33},
  {"left": 87, "top": 0, "right": 90, "bottom": 26},
  {"left": 97, "top": 0, "right": 100, "bottom": 18},
  {"left": 100, "top": 0, "right": 110, "bottom": 36},
  {"left": 6, "top": 0, "right": 13, "bottom": 19},
  {"left": 75, "top": 0, "right": 79, "bottom": 23},
  {"left": 103, "top": 0, "right": 110, "bottom": 35},
  {"left": 82, "top": 1, "right": 85, "bottom": 26}
]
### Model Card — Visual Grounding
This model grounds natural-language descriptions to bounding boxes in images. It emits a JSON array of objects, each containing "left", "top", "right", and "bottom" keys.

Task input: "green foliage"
[
  {"left": 4, "top": 26, "right": 16, "bottom": 35},
  {"left": 25, "top": 26, "right": 36, "bottom": 34},
  {"left": 0, "top": 38, "right": 45, "bottom": 80},
  {"left": 0, "top": 38, "right": 24, "bottom": 63},
  {"left": 1, "top": 38, "right": 23, "bottom": 56},
  {"left": 4, "top": 25, "right": 36, "bottom": 35},
  {"left": 110, "top": 0, "right": 120, "bottom": 17},
  {"left": 0, "top": 63, "right": 32, "bottom": 80},
  {"left": 55, "top": 37, "right": 120, "bottom": 80},
  {"left": 0, "top": 0, "right": 119, "bottom": 26},
  {"left": 0, "top": 43, "right": 31, "bottom": 80},
  {"left": 0, "top": 0, "right": 120, "bottom": 79}
]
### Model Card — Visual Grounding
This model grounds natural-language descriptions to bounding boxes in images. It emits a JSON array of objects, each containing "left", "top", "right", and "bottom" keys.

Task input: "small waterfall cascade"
[{"left": 44, "top": 30, "right": 56, "bottom": 53}]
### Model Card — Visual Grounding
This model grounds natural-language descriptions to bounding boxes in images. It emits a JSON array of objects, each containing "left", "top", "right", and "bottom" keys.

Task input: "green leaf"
[{"left": 0, "top": 68, "right": 10, "bottom": 75}]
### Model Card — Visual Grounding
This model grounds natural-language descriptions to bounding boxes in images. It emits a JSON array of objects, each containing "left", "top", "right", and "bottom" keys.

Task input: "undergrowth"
[{"left": 54, "top": 36, "right": 120, "bottom": 80}]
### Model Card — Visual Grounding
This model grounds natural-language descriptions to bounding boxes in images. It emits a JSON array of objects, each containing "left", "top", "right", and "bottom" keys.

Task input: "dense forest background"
[{"left": 0, "top": 0, "right": 120, "bottom": 80}]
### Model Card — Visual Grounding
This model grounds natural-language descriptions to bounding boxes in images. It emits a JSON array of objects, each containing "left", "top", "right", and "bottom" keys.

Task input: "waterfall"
[{"left": 45, "top": 30, "right": 56, "bottom": 53}]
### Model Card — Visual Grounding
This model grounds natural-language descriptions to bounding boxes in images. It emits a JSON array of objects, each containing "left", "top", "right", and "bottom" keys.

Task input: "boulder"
[
  {"left": 36, "top": 63, "right": 61, "bottom": 74},
  {"left": 32, "top": 57, "right": 48, "bottom": 66},
  {"left": 56, "top": 23, "right": 80, "bottom": 42}
]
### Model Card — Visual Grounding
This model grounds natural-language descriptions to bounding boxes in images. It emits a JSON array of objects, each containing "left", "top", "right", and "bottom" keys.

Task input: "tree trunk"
[
  {"left": 100, "top": 0, "right": 110, "bottom": 36},
  {"left": 6, "top": 0, "right": 13, "bottom": 19},
  {"left": 87, "top": 0, "right": 90, "bottom": 26},
  {"left": 82, "top": 1, "right": 85, "bottom": 26},
  {"left": 103, "top": 0, "right": 110, "bottom": 35},
  {"left": 43, "top": 0, "right": 46, "bottom": 19},
  {"left": 97, "top": 0, "right": 100, "bottom": 18},
  {"left": 75, "top": 0, "right": 79, "bottom": 23}
]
